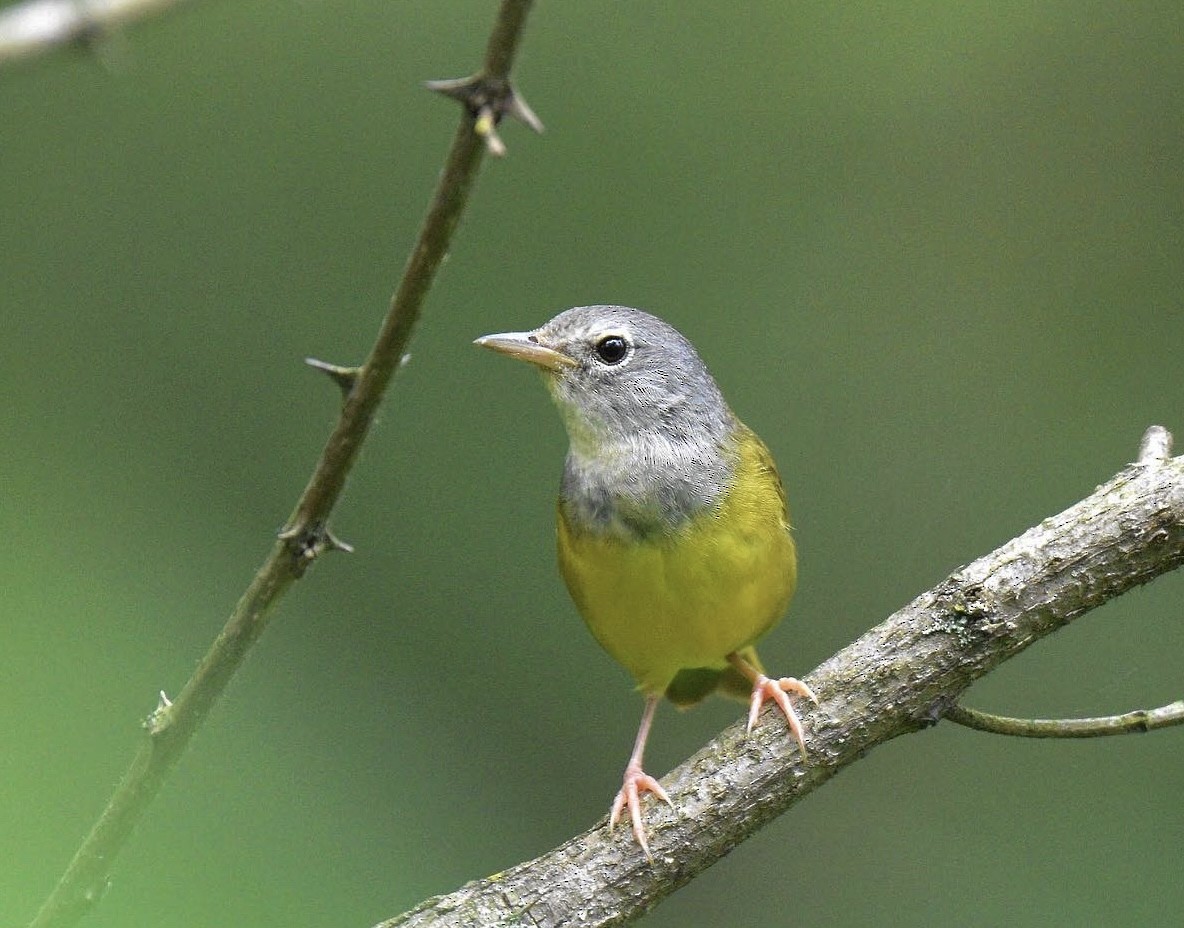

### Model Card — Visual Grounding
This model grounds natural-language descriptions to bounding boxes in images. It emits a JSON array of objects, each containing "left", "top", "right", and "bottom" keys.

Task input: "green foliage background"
[{"left": 3, "top": 1, "right": 1182, "bottom": 926}]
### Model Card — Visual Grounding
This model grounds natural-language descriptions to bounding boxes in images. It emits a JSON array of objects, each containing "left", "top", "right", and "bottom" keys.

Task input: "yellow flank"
[{"left": 557, "top": 425, "right": 797, "bottom": 696}]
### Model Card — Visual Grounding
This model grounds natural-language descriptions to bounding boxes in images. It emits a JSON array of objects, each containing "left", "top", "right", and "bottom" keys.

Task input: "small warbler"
[{"left": 476, "top": 305, "right": 815, "bottom": 856}]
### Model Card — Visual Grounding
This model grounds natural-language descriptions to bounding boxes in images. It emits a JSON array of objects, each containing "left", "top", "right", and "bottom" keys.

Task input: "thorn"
[
  {"left": 424, "top": 75, "right": 477, "bottom": 103},
  {"left": 425, "top": 73, "right": 543, "bottom": 155},
  {"left": 325, "top": 529, "right": 355, "bottom": 554},
  {"left": 305, "top": 357, "right": 361, "bottom": 398},
  {"left": 279, "top": 521, "right": 353, "bottom": 575},
  {"left": 474, "top": 106, "right": 506, "bottom": 157},
  {"left": 144, "top": 690, "right": 175, "bottom": 736},
  {"left": 1136, "top": 425, "right": 1173, "bottom": 465},
  {"left": 505, "top": 89, "right": 544, "bottom": 134}
]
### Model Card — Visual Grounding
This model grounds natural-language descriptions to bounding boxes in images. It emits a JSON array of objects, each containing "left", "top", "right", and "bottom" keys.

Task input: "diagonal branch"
[
  {"left": 381, "top": 435, "right": 1184, "bottom": 928},
  {"left": 27, "top": 3, "right": 537, "bottom": 927}
]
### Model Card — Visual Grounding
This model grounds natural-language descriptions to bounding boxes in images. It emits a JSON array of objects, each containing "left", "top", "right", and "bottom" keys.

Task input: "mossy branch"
[
  {"left": 26, "top": 3, "right": 537, "bottom": 927},
  {"left": 380, "top": 430, "right": 1184, "bottom": 928}
]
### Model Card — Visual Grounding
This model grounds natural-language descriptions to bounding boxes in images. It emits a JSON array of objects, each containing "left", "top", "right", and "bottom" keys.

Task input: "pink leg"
[
  {"left": 728, "top": 652, "right": 818, "bottom": 758},
  {"left": 609, "top": 694, "right": 671, "bottom": 858}
]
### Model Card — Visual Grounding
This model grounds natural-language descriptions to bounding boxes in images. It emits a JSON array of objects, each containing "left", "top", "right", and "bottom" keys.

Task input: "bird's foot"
[
  {"left": 609, "top": 762, "right": 672, "bottom": 858},
  {"left": 746, "top": 674, "right": 819, "bottom": 757}
]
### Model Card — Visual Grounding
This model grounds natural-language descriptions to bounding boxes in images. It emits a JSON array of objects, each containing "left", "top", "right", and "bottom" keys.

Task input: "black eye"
[{"left": 594, "top": 335, "right": 629, "bottom": 365}]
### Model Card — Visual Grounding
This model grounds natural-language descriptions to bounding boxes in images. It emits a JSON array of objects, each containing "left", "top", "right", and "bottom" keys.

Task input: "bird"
[{"left": 475, "top": 305, "right": 816, "bottom": 856}]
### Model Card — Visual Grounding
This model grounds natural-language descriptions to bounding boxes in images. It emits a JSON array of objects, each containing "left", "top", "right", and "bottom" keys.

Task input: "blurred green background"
[{"left": 3, "top": 1, "right": 1182, "bottom": 926}]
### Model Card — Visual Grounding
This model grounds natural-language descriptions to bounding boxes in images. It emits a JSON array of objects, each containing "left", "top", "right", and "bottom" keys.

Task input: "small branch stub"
[
  {"left": 1138, "top": 425, "right": 1173, "bottom": 464},
  {"left": 426, "top": 73, "right": 543, "bottom": 156}
]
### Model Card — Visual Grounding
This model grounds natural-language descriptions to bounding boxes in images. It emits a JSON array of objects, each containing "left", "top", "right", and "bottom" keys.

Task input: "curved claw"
[
  {"left": 746, "top": 674, "right": 819, "bottom": 758},
  {"left": 609, "top": 765, "right": 671, "bottom": 858}
]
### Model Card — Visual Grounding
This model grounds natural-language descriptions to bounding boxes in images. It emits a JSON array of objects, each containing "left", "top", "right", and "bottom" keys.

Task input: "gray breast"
[{"left": 559, "top": 431, "right": 736, "bottom": 540}]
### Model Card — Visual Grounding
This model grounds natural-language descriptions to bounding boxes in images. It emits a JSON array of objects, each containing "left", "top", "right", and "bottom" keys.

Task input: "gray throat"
[{"left": 559, "top": 427, "right": 736, "bottom": 539}]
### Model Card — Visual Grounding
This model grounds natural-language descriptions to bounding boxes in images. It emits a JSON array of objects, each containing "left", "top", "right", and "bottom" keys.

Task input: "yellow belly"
[{"left": 557, "top": 428, "right": 796, "bottom": 695}]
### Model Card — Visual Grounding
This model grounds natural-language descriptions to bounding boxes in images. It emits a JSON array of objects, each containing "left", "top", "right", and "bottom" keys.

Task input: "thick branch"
[
  {"left": 27, "top": 3, "right": 536, "bottom": 927},
  {"left": 381, "top": 449, "right": 1184, "bottom": 928}
]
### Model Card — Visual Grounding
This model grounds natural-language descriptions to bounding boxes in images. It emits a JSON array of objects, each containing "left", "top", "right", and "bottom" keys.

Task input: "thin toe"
[
  {"left": 747, "top": 674, "right": 814, "bottom": 757},
  {"left": 609, "top": 765, "right": 670, "bottom": 858}
]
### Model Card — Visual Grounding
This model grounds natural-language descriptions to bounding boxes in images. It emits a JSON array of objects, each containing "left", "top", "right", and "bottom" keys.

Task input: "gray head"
[
  {"left": 474, "top": 305, "right": 734, "bottom": 455},
  {"left": 476, "top": 305, "right": 741, "bottom": 535}
]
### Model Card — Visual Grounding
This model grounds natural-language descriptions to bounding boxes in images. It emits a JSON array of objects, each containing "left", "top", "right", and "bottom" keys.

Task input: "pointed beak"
[{"left": 473, "top": 330, "right": 576, "bottom": 372}]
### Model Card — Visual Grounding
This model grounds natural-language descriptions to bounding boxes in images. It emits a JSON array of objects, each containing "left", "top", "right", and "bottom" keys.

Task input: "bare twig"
[
  {"left": 379, "top": 439, "right": 1184, "bottom": 928},
  {"left": 943, "top": 700, "right": 1184, "bottom": 737},
  {"left": 0, "top": 0, "right": 193, "bottom": 67},
  {"left": 27, "top": 3, "right": 538, "bottom": 927}
]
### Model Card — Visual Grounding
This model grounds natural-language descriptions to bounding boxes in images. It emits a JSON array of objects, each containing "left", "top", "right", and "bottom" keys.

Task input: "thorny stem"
[{"left": 27, "top": 3, "right": 537, "bottom": 927}]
